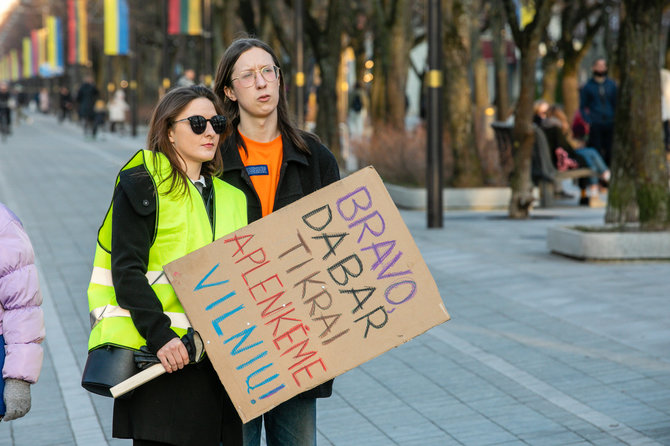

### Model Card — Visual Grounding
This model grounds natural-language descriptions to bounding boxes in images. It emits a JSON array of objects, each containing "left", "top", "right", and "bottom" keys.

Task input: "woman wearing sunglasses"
[
  {"left": 87, "top": 85, "right": 246, "bottom": 446},
  {"left": 213, "top": 37, "right": 340, "bottom": 446}
]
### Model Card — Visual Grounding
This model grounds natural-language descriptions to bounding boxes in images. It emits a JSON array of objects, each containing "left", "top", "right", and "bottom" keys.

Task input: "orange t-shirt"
[{"left": 239, "top": 132, "right": 283, "bottom": 217}]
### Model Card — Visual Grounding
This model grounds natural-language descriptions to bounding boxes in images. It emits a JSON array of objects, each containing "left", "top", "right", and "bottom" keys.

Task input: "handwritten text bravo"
[{"left": 191, "top": 185, "right": 418, "bottom": 407}]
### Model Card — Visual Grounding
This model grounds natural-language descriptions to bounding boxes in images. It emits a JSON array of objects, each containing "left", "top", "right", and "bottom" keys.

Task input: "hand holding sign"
[{"left": 110, "top": 329, "right": 205, "bottom": 398}]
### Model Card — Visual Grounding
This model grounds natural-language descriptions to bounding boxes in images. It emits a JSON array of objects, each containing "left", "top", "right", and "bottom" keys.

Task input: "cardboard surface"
[{"left": 164, "top": 166, "right": 450, "bottom": 422}]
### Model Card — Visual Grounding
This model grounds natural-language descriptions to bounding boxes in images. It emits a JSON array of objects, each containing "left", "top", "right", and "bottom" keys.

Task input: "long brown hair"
[
  {"left": 213, "top": 37, "right": 316, "bottom": 157},
  {"left": 146, "top": 85, "right": 228, "bottom": 196}
]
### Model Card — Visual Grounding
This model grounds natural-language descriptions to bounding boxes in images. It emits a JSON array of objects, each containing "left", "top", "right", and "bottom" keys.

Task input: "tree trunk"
[
  {"left": 541, "top": 56, "right": 558, "bottom": 104},
  {"left": 561, "top": 58, "right": 580, "bottom": 123},
  {"left": 502, "top": 0, "right": 555, "bottom": 219},
  {"left": 491, "top": 2, "right": 510, "bottom": 121},
  {"left": 370, "top": 0, "right": 411, "bottom": 130},
  {"left": 315, "top": 49, "right": 342, "bottom": 160},
  {"left": 508, "top": 50, "right": 539, "bottom": 218},
  {"left": 304, "top": 1, "right": 345, "bottom": 161},
  {"left": 443, "top": 0, "right": 483, "bottom": 187},
  {"left": 605, "top": 0, "right": 670, "bottom": 230}
]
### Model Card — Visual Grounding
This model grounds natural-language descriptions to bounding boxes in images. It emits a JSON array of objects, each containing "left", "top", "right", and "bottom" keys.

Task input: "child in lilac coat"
[{"left": 0, "top": 202, "right": 45, "bottom": 421}]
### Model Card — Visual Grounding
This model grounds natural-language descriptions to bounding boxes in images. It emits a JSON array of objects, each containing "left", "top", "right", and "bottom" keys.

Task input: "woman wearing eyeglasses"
[
  {"left": 87, "top": 85, "right": 246, "bottom": 446},
  {"left": 213, "top": 38, "right": 340, "bottom": 446}
]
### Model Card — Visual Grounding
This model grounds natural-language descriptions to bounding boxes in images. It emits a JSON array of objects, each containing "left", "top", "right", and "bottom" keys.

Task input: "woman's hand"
[{"left": 156, "top": 337, "right": 190, "bottom": 373}]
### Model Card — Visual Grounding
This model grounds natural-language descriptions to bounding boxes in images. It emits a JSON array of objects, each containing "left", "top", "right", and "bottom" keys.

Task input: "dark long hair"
[
  {"left": 213, "top": 37, "right": 316, "bottom": 156},
  {"left": 146, "top": 85, "right": 228, "bottom": 196}
]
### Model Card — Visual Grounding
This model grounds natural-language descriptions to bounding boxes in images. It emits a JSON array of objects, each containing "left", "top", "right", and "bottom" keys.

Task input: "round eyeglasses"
[
  {"left": 174, "top": 115, "right": 227, "bottom": 135},
  {"left": 231, "top": 65, "right": 280, "bottom": 88}
]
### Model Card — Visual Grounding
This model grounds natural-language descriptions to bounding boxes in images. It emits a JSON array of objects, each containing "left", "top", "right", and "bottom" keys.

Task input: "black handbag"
[{"left": 81, "top": 345, "right": 138, "bottom": 398}]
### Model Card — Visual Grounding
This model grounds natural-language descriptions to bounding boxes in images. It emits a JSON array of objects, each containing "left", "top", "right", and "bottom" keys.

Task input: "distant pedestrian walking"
[
  {"left": 107, "top": 90, "right": 129, "bottom": 134},
  {"left": 76, "top": 76, "right": 99, "bottom": 138},
  {"left": 0, "top": 82, "right": 12, "bottom": 137},
  {"left": 661, "top": 68, "right": 670, "bottom": 153},
  {"left": 177, "top": 68, "right": 196, "bottom": 87},
  {"left": 92, "top": 99, "right": 106, "bottom": 139},
  {"left": 38, "top": 88, "right": 49, "bottom": 114},
  {"left": 0, "top": 202, "right": 46, "bottom": 422},
  {"left": 59, "top": 86, "right": 74, "bottom": 123},
  {"left": 579, "top": 59, "right": 617, "bottom": 166}
]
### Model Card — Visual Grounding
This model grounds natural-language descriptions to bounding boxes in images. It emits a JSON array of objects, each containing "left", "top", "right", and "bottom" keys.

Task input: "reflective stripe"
[
  {"left": 90, "top": 304, "right": 191, "bottom": 329},
  {"left": 89, "top": 266, "right": 170, "bottom": 287}
]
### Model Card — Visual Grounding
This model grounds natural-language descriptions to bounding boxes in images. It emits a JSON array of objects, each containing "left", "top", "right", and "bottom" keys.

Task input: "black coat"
[
  {"left": 76, "top": 82, "right": 98, "bottom": 119},
  {"left": 110, "top": 168, "right": 242, "bottom": 445},
  {"left": 220, "top": 130, "right": 340, "bottom": 399}
]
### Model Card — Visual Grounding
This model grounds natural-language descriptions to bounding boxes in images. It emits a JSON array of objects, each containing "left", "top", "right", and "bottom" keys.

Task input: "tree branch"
[{"left": 501, "top": 0, "right": 522, "bottom": 45}]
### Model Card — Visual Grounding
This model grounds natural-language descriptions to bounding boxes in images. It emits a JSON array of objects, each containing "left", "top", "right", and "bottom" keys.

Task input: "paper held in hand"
[{"left": 164, "top": 166, "right": 450, "bottom": 423}]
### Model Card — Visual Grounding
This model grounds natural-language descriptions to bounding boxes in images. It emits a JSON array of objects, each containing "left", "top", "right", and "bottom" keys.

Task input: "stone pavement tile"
[
  {"left": 518, "top": 429, "right": 587, "bottom": 445},
  {"left": 2, "top": 348, "right": 75, "bottom": 445},
  {"left": 438, "top": 414, "right": 518, "bottom": 445},
  {"left": 635, "top": 420, "right": 670, "bottom": 442},
  {"left": 400, "top": 435, "right": 461, "bottom": 446},
  {"left": 318, "top": 405, "right": 395, "bottom": 445},
  {"left": 315, "top": 432, "right": 334, "bottom": 446}
]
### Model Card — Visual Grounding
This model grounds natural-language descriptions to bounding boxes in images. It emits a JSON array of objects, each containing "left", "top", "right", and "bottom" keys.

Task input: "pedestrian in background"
[
  {"left": 92, "top": 99, "right": 107, "bottom": 139},
  {"left": 579, "top": 58, "right": 617, "bottom": 166},
  {"left": 86, "top": 85, "right": 246, "bottom": 445},
  {"left": 214, "top": 36, "right": 340, "bottom": 446},
  {"left": 177, "top": 68, "right": 196, "bottom": 87},
  {"left": 14, "top": 84, "right": 28, "bottom": 124},
  {"left": 59, "top": 86, "right": 74, "bottom": 123},
  {"left": 661, "top": 68, "right": 670, "bottom": 154},
  {"left": 76, "top": 75, "right": 99, "bottom": 138},
  {"left": 38, "top": 88, "right": 49, "bottom": 114},
  {"left": 0, "top": 202, "right": 45, "bottom": 422},
  {"left": 107, "top": 90, "right": 129, "bottom": 134},
  {"left": 0, "top": 82, "right": 12, "bottom": 134}
]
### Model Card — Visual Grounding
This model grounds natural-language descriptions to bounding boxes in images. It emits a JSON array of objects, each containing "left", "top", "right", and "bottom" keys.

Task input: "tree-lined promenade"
[
  {"left": 0, "top": 0, "right": 668, "bottom": 226},
  {"left": 0, "top": 111, "right": 669, "bottom": 445}
]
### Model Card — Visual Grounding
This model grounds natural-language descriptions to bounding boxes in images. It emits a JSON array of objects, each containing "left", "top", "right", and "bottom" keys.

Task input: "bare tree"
[
  {"left": 490, "top": 2, "right": 511, "bottom": 122},
  {"left": 443, "top": 0, "right": 484, "bottom": 186},
  {"left": 605, "top": 0, "right": 670, "bottom": 229},
  {"left": 558, "top": 0, "right": 607, "bottom": 122},
  {"left": 303, "top": 0, "right": 346, "bottom": 160},
  {"left": 369, "top": 0, "right": 413, "bottom": 130},
  {"left": 502, "top": 0, "right": 556, "bottom": 219}
]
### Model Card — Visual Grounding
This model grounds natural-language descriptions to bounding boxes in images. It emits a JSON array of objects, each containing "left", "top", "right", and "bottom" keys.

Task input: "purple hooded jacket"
[{"left": 0, "top": 203, "right": 44, "bottom": 383}]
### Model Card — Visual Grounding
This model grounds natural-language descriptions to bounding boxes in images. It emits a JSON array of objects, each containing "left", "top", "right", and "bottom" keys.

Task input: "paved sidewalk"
[{"left": 0, "top": 112, "right": 668, "bottom": 445}]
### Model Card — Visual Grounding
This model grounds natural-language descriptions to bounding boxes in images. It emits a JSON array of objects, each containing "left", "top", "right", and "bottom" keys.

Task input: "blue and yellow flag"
[
  {"left": 47, "top": 15, "right": 64, "bottom": 73},
  {"left": 104, "top": 0, "right": 129, "bottom": 55}
]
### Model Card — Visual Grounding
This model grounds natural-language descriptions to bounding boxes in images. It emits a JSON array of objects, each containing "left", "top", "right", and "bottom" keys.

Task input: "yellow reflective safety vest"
[{"left": 87, "top": 150, "right": 247, "bottom": 352}]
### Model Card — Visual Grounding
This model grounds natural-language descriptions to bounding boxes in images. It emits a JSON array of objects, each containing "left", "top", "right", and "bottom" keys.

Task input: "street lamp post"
[
  {"left": 202, "top": 0, "right": 212, "bottom": 86},
  {"left": 426, "top": 0, "right": 443, "bottom": 228},
  {"left": 129, "top": 1, "right": 137, "bottom": 137},
  {"left": 295, "top": 0, "right": 304, "bottom": 129},
  {"left": 161, "top": 0, "right": 170, "bottom": 93}
]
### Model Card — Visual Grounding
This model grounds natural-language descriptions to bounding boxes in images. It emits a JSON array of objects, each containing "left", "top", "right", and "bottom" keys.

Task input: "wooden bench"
[{"left": 491, "top": 121, "right": 597, "bottom": 207}]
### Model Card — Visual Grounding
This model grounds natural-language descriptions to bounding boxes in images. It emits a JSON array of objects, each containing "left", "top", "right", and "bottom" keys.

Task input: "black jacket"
[
  {"left": 220, "top": 130, "right": 340, "bottom": 399},
  {"left": 110, "top": 167, "right": 242, "bottom": 445}
]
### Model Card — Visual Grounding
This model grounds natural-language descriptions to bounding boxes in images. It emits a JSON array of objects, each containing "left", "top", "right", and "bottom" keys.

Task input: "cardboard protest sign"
[{"left": 163, "top": 166, "right": 450, "bottom": 423}]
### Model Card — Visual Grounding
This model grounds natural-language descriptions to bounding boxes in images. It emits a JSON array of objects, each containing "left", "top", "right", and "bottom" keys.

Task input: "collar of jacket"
[{"left": 222, "top": 131, "right": 309, "bottom": 173}]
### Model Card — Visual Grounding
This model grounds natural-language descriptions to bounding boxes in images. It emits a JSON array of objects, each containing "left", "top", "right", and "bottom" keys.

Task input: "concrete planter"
[
  {"left": 547, "top": 225, "right": 670, "bottom": 260},
  {"left": 385, "top": 184, "right": 511, "bottom": 210}
]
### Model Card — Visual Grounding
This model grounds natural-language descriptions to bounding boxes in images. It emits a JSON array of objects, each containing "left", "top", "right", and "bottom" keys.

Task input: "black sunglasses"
[{"left": 174, "top": 115, "right": 227, "bottom": 134}]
